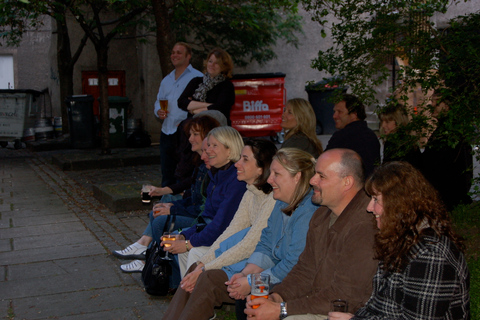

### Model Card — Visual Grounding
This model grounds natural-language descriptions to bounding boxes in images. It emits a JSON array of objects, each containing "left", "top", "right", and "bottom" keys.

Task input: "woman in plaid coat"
[{"left": 330, "top": 161, "right": 470, "bottom": 320}]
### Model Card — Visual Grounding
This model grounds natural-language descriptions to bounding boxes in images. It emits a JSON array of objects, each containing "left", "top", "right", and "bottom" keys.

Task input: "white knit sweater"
[{"left": 199, "top": 184, "right": 276, "bottom": 270}]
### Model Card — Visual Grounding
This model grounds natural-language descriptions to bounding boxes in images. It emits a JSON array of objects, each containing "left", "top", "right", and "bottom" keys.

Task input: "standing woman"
[
  {"left": 158, "top": 126, "right": 246, "bottom": 278},
  {"left": 161, "top": 148, "right": 318, "bottom": 320},
  {"left": 178, "top": 47, "right": 235, "bottom": 124},
  {"left": 281, "top": 98, "right": 323, "bottom": 158},
  {"left": 378, "top": 103, "right": 421, "bottom": 167},
  {"left": 330, "top": 161, "right": 470, "bottom": 320}
]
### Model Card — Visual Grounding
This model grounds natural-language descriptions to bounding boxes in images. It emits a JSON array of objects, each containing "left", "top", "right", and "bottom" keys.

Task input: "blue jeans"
[
  {"left": 150, "top": 213, "right": 196, "bottom": 289},
  {"left": 141, "top": 194, "right": 182, "bottom": 237}
]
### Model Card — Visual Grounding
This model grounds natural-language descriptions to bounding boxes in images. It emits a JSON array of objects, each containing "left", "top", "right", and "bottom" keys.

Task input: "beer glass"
[
  {"left": 250, "top": 273, "right": 270, "bottom": 309},
  {"left": 152, "top": 200, "right": 162, "bottom": 216},
  {"left": 142, "top": 184, "right": 152, "bottom": 204},
  {"left": 160, "top": 99, "right": 168, "bottom": 112},
  {"left": 330, "top": 299, "right": 348, "bottom": 312}
]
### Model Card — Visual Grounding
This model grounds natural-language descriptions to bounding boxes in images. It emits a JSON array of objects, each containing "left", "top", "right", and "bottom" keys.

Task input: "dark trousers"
[
  {"left": 235, "top": 299, "right": 248, "bottom": 320},
  {"left": 160, "top": 131, "right": 178, "bottom": 187},
  {"left": 161, "top": 267, "right": 233, "bottom": 320}
]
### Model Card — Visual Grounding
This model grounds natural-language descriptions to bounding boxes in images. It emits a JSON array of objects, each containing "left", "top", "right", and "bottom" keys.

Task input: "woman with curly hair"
[
  {"left": 329, "top": 161, "right": 470, "bottom": 320},
  {"left": 280, "top": 98, "right": 323, "bottom": 158}
]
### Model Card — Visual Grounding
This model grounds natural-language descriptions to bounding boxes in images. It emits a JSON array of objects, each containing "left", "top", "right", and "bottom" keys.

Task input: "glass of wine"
[{"left": 161, "top": 232, "right": 178, "bottom": 260}]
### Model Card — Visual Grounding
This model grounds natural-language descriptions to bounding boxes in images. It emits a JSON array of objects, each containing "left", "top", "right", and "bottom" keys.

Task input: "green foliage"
[
  {"left": 304, "top": 0, "right": 480, "bottom": 187},
  {"left": 170, "top": 0, "right": 303, "bottom": 67},
  {"left": 451, "top": 202, "right": 480, "bottom": 319}
]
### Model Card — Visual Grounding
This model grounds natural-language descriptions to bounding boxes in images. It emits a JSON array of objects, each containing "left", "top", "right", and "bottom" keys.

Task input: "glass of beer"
[
  {"left": 142, "top": 184, "right": 152, "bottom": 204},
  {"left": 161, "top": 232, "right": 178, "bottom": 260},
  {"left": 152, "top": 200, "right": 162, "bottom": 216},
  {"left": 160, "top": 99, "right": 168, "bottom": 112},
  {"left": 251, "top": 273, "right": 270, "bottom": 309},
  {"left": 330, "top": 299, "right": 348, "bottom": 312}
]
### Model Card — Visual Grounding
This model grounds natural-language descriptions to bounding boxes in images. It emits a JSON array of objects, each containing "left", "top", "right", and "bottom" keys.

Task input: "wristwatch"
[{"left": 279, "top": 302, "right": 288, "bottom": 319}]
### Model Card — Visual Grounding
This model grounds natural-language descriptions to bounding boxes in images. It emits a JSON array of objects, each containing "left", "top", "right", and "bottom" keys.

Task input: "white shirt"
[{"left": 153, "top": 64, "right": 203, "bottom": 135}]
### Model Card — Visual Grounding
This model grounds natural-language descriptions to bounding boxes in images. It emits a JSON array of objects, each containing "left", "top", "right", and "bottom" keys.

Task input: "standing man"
[
  {"left": 154, "top": 42, "right": 203, "bottom": 187},
  {"left": 244, "top": 149, "right": 378, "bottom": 320},
  {"left": 325, "top": 94, "right": 380, "bottom": 177}
]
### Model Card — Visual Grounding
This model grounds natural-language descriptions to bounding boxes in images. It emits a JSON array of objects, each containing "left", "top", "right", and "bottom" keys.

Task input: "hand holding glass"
[
  {"left": 331, "top": 299, "right": 348, "bottom": 312},
  {"left": 161, "top": 232, "right": 178, "bottom": 260},
  {"left": 142, "top": 184, "right": 152, "bottom": 204},
  {"left": 160, "top": 99, "right": 168, "bottom": 112},
  {"left": 250, "top": 273, "right": 270, "bottom": 309}
]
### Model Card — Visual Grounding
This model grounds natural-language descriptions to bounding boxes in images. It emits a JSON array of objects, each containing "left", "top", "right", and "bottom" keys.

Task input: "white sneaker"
[
  {"left": 120, "top": 260, "right": 145, "bottom": 273},
  {"left": 113, "top": 243, "right": 147, "bottom": 260}
]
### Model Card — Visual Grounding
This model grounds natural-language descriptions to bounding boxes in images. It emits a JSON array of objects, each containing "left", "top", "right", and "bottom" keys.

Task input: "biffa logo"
[{"left": 243, "top": 101, "right": 269, "bottom": 112}]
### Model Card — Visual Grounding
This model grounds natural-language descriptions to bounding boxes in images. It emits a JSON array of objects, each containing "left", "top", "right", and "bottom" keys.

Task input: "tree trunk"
[
  {"left": 151, "top": 0, "right": 175, "bottom": 75},
  {"left": 55, "top": 14, "right": 74, "bottom": 134},
  {"left": 97, "top": 43, "right": 111, "bottom": 154}
]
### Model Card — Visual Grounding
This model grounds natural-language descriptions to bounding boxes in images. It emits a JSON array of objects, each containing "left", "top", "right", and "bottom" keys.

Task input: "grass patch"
[{"left": 451, "top": 202, "right": 480, "bottom": 318}]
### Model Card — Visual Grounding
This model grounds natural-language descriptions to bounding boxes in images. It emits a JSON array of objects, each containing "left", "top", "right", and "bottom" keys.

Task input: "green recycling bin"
[{"left": 107, "top": 96, "right": 130, "bottom": 148}]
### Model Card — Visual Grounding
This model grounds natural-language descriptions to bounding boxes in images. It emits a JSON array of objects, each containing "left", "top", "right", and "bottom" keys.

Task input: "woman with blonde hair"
[
  {"left": 158, "top": 126, "right": 246, "bottom": 278},
  {"left": 281, "top": 98, "right": 323, "bottom": 158},
  {"left": 162, "top": 148, "right": 318, "bottom": 320},
  {"left": 178, "top": 47, "right": 235, "bottom": 124}
]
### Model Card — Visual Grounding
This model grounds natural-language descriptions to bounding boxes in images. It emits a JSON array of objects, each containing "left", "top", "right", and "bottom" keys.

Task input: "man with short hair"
[
  {"left": 325, "top": 94, "right": 380, "bottom": 177},
  {"left": 244, "top": 148, "right": 378, "bottom": 320},
  {"left": 154, "top": 42, "right": 203, "bottom": 187}
]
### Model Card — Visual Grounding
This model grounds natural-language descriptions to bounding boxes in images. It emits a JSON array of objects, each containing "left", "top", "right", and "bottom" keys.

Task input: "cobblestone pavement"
[{"left": 0, "top": 147, "right": 171, "bottom": 320}]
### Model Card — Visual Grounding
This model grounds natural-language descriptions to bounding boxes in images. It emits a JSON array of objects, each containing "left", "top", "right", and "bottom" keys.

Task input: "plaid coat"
[{"left": 353, "top": 229, "right": 470, "bottom": 320}]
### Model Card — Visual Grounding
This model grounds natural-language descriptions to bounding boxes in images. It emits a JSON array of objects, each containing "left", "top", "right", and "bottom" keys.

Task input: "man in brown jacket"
[{"left": 244, "top": 148, "right": 378, "bottom": 320}]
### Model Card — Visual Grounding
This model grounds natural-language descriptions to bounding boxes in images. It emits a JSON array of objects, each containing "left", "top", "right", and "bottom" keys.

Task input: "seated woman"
[
  {"left": 378, "top": 103, "right": 421, "bottom": 167},
  {"left": 158, "top": 126, "right": 246, "bottom": 279},
  {"left": 330, "top": 161, "right": 470, "bottom": 320},
  {"left": 280, "top": 98, "right": 323, "bottom": 158},
  {"left": 112, "top": 115, "right": 220, "bottom": 272},
  {"left": 161, "top": 148, "right": 318, "bottom": 320},
  {"left": 145, "top": 110, "right": 226, "bottom": 202},
  {"left": 178, "top": 47, "right": 235, "bottom": 124},
  {"left": 176, "top": 138, "right": 278, "bottom": 294}
]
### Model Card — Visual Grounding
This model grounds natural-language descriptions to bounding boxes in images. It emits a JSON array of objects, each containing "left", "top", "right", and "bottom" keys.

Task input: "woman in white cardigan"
[{"left": 178, "top": 138, "right": 278, "bottom": 293}]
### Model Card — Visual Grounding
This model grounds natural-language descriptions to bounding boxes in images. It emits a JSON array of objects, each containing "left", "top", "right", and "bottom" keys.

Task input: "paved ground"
[
  {"left": 0, "top": 146, "right": 171, "bottom": 320},
  {"left": 1, "top": 137, "right": 478, "bottom": 320}
]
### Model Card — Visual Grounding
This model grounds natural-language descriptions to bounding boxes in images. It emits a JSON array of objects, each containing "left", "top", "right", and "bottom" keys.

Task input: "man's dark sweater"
[{"left": 325, "top": 120, "right": 380, "bottom": 177}]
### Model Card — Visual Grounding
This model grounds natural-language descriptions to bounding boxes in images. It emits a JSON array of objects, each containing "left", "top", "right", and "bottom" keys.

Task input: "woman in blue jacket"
[
  {"left": 113, "top": 115, "right": 219, "bottom": 273},
  {"left": 160, "top": 126, "right": 247, "bottom": 278}
]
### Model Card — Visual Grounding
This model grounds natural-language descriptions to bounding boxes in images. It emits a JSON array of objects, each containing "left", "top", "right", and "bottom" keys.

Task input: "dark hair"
[
  {"left": 365, "top": 161, "right": 464, "bottom": 272},
  {"left": 377, "top": 103, "right": 409, "bottom": 136},
  {"left": 342, "top": 94, "right": 366, "bottom": 121},
  {"left": 184, "top": 115, "right": 220, "bottom": 140},
  {"left": 204, "top": 47, "right": 234, "bottom": 78},
  {"left": 244, "top": 138, "right": 278, "bottom": 194}
]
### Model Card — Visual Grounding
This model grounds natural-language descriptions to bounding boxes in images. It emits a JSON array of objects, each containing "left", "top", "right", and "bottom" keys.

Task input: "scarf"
[{"left": 192, "top": 73, "right": 226, "bottom": 102}]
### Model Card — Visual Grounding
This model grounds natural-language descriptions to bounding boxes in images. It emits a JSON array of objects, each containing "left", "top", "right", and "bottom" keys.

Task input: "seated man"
[
  {"left": 245, "top": 148, "right": 378, "bottom": 320},
  {"left": 325, "top": 94, "right": 380, "bottom": 177}
]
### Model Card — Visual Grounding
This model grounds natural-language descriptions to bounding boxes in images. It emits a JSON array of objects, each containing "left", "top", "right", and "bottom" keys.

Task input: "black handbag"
[{"left": 141, "top": 214, "right": 176, "bottom": 296}]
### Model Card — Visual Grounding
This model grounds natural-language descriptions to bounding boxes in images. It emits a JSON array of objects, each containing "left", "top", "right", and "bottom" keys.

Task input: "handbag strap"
[{"left": 162, "top": 213, "right": 177, "bottom": 234}]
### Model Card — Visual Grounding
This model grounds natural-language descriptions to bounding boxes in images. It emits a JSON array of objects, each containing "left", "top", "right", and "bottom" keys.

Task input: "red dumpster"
[{"left": 230, "top": 73, "right": 285, "bottom": 141}]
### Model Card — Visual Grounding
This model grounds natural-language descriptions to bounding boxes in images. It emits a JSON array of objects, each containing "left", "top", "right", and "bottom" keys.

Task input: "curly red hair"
[{"left": 365, "top": 161, "right": 464, "bottom": 272}]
